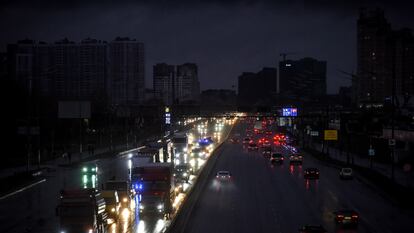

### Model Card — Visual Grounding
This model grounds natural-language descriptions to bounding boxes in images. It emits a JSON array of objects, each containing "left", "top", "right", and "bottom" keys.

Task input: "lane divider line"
[{"left": 0, "top": 178, "right": 47, "bottom": 201}]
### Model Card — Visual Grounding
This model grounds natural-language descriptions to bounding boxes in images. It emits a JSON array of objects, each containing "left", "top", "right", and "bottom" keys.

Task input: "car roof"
[
  {"left": 336, "top": 209, "right": 357, "bottom": 214},
  {"left": 301, "top": 225, "right": 326, "bottom": 231},
  {"left": 217, "top": 170, "right": 230, "bottom": 174}
]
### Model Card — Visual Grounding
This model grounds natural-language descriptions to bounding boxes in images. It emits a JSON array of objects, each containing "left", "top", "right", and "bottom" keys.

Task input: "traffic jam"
[
  {"left": 55, "top": 117, "right": 235, "bottom": 233},
  {"left": 232, "top": 117, "right": 359, "bottom": 233}
]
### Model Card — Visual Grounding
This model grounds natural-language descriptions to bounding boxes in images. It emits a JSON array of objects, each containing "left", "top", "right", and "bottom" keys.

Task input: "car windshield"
[
  {"left": 272, "top": 153, "right": 282, "bottom": 158},
  {"left": 343, "top": 168, "right": 352, "bottom": 173}
]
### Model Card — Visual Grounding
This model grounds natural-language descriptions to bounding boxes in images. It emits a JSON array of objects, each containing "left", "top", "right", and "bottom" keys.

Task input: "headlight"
[
  {"left": 139, "top": 205, "right": 144, "bottom": 210},
  {"left": 111, "top": 208, "right": 115, "bottom": 212},
  {"left": 182, "top": 172, "right": 188, "bottom": 177},
  {"left": 123, "top": 197, "right": 128, "bottom": 203},
  {"left": 82, "top": 167, "right": 87, "bottom": 172},
  {"left": 88, "top": 229, "right": 93, "bottom": 233},
  {"left": 157, "top": 204, "right": 164, "bottom": 210}
]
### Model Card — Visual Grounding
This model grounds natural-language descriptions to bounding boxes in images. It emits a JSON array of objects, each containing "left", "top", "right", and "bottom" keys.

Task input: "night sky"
[{"left": 1, "top": 0, "right": 414, "bottom": 93}]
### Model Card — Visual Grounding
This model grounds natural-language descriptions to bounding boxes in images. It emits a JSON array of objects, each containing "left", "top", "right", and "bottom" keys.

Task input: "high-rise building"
[
  {"left": 237, "top": 67, "right": 277, "bottom": 107},
  {"left": 176, "top": 63, "right": 200, "bottom": 104},
  {"left": 279, "top": 57, "right": 326, "bottom": 103},
  {"left": 7, "top": 38, "right": 108, "bottom": 100},
  {"left": 356, "top": 8, "right": 393, "bottom": 103},
  {"left": 356, "top": 8, "right": 414, "bottom": 104},
  {"left": 78, "top": 38, "right": 108, "bottom": 99},
  {"left": 109, "top": 37, "right": 145, "bottom": 106},
  {"left": 394, "top": 29, "right": 414, "bottom": 100},
  {"left": 153, "top": 63, "right": 175, "bottom": 105},
  {"left": 7, "top": 39, "right": 51, "bottom": 96}
]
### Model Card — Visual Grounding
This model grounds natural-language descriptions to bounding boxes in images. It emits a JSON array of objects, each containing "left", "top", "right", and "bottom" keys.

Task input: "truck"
[
  {"left": 104, "top": 180, "right": 131, "bottom": 209},
  {"left": 56, "top": 188, "right": 108, "bottom": 233},
  {"left": 172, "top": 132, "right": 188, "bottom": 154},
  {"left": 131, "top": 163, "right": 175, "bottom": 219}
]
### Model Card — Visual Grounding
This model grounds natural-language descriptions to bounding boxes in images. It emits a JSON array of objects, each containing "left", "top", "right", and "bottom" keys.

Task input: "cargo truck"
[
  {"left": 131, "top": 163, "right": 175, "bottom": 219},
  {"left": 56, "top": 188, "right": 108, "bottom": 233}
]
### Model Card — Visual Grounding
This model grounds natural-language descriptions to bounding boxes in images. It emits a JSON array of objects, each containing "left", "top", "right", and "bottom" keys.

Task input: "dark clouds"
[{"left": 1, "top": 1, "right": 413, "bottom": 93}]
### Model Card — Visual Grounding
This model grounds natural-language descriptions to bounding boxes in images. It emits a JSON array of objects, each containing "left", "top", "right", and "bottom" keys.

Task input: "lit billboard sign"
[{"left": 282, "top": 108, "right": 298, "bottom": 117}]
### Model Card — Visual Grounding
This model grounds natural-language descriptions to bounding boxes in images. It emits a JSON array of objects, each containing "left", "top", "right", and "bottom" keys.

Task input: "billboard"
[
  {"left": 282, "top": 108, "right": 298, "bottom": 117},
  {"left": 324, "top": 130, "right": 338, "bottom": 140}
]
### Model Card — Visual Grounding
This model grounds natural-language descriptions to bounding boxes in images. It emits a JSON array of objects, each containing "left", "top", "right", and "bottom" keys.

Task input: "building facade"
[
  {"left": 237, "top": 67, "right": 277, "bottom": 107},
  {"left": 356, "top": 8, "right": 414, "bottom": 104},
  {"left": 153, "top": 63, "right": 175, "bottom": 105},
  {"left": 278, "top": 57, "right": 326, "bottom": 103},
  {"left": 152, "top": 63, "right": 200, "bottom": 105},
  {"left": 7, "top": 38, "right": 109, "bottom": 101},
  {"left": 176, "top": 63, "right": 200, "bottom": 104},
  {"left": 109, "top": 37, "right": 145, "bottom": 106}
]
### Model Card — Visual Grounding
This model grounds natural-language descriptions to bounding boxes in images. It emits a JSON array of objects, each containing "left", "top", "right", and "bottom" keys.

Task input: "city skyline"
[{"left": 1, "top": 1, "right": 414, "bottom": 93}]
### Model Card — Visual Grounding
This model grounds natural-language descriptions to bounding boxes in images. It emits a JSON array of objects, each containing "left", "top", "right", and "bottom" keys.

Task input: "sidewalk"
[{"left": 309, "top": 142, "right": 414, "bottom": 189}]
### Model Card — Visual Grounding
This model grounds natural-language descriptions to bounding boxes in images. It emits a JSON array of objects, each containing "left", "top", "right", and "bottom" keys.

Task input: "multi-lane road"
[
  {"left": 1, "top": 118, "right": 413, "bottom": 233},
  {"left": 0, "top": 118, "right": 232, "bottom": 233},
  {"left": 177, "top": 121, "right": 414, "bottom": 233}
]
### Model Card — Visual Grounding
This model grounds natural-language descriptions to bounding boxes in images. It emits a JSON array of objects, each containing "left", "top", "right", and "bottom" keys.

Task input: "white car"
[
  {"left": 339, "top": 167, "right": 353, "bottom": 179},
  {"left": 216, "top": 171, "right": 232, "bottom": 180}
]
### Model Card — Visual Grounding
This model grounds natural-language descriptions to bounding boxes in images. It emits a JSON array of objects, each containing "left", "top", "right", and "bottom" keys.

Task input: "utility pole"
[
  {"left": 391, "top": 48, "right": 396, "bottom": 181},
  {"left": 26, "top": 75, "right": 33, "bottom": 173}
]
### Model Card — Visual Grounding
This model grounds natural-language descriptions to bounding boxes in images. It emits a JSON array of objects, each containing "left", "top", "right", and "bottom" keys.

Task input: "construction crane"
[{"left": 337, "top": 69, "right": 358, "bottom": 81}]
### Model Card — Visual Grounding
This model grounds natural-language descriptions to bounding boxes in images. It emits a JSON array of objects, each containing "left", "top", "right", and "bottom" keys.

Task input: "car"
[
  {"left": 270, "top": 153, "right": 284, "bottom": 164},
  {"left": 230, "top": 137, "right": 240, "bottom": 144},
  {"left": 174, "top": 164, "right": 193, "bottom": 183},
  {"left": 289, "top": 154, "right": 303, "bottom": 164},
  {"left": 339, "top": 167, "right": 353, "bottom": 179},
  {"left": 243, "top": 137, "right": 251, "bottom": 144},
  {"left": 248, "top": 143, "right": 259, "bottom": 151},
  {"left": 334, "top": 210, "right": 359, "bottom": 228},
  {"left": 82, "top": 162, "right": 98, "bottom": 175},
  {"left": 265, "top": 130, "right": 273, "bottom": 136},
  {"left": 304, "top": 168, "right": 320, "bottom": 179},
  {"left": 262, "top": 139, "right": 271, "bottom": 147},
  {"left": 262, "top": 146, "right": 272, "bottom": 157},
  {"left": 299, "top": 225, "right": 327, "bottom": 233},
  {"left": 216, "top": 171, "right": 232, "bottom": 180}
]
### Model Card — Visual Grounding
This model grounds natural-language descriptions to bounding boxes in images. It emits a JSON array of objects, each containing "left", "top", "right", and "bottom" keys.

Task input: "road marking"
[{"left": 0, "top": 178, "right": 46, "bottom": 201}]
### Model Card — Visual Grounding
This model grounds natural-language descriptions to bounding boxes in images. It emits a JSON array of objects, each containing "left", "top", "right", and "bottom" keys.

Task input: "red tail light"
[
  {"left": 352, "top": 215, "right": 358, "bottom": 218},
  {"left": 337, "top": 214, "right": 344, "bottom": 219}
]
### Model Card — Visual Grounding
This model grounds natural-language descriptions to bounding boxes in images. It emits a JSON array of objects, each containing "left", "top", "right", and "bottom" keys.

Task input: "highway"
[
  {"left": 1, "top": 118, "right": 413, "bottom": 233},
  {"left": 178, "top": 120, "right": 414, "bottom": 233},
  {"left": 0, "top": 118, "right": 233, "bottom": 233}
]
